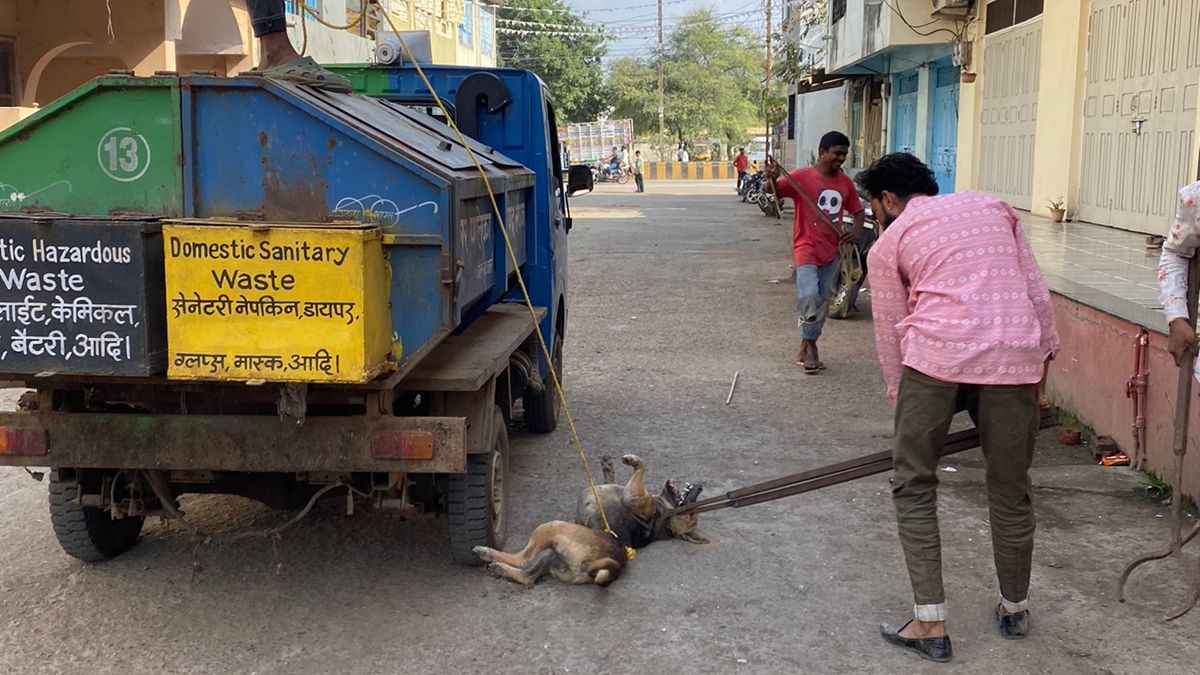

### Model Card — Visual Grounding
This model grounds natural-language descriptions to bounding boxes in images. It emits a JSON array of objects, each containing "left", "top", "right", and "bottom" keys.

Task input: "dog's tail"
[
  {"left": 600, "top": 455, "right": 615, "bottom": 484},
  {"left": 590, "top": 559, "right": 621, "bottom": 587}
]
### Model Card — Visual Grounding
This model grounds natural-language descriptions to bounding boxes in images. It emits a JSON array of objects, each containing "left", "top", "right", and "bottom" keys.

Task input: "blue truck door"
[
  {"left": 891, "top": 71, "right": 919, "bottom": 154},
  {"left": 930, "top": 63, "right": 960, "bottom": 195}
]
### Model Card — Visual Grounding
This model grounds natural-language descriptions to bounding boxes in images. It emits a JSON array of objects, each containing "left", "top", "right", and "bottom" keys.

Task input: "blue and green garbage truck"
[{"left": 0, "top": 65, "right": 592, "bottom": 563}]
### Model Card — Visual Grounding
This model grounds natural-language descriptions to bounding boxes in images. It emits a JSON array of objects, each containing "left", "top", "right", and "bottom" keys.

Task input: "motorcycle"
[
  {"left": 757, "top": 183, "right": 780, "bottom": 218},
  {"left": 828, "top": 206, "right": 879, "bottom": 320},
  {"left": 592, "top": 161, "right": 630, "bottom": 185},
  {"left": 741, "top": 171, "right": 764, "bottom": 203}
]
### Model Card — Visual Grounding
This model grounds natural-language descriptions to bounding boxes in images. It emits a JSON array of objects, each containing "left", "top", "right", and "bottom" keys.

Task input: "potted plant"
[{"left": 1047, "top": 197, "right": 1066, "bottom": 223}]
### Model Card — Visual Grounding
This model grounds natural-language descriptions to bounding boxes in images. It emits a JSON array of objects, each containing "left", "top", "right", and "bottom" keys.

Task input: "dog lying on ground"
[{"left": 473, "top": 454, "right": 708, "bottom": 587}]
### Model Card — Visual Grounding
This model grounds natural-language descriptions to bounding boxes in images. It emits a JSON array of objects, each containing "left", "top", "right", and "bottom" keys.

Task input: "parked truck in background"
[
  {"left": 0, "top": 65, "right": 593, "bottom": 565},
  {"left": 559, "top": 119, "right": 634, "bottom": 165}
]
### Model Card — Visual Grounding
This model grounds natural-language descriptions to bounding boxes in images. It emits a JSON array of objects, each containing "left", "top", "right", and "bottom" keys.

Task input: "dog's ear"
[
  {"left": 661, "top": 480, "right": 679, "bottom": 504},
  {"left": 667, "top": 513, "right": 709, "bottom": 544}
]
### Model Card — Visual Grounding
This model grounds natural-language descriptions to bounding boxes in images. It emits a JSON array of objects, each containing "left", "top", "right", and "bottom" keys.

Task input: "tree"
[
  {"left": 496, "top": 0, "right": 608, "bottom": 122},
  {"left": 605, "top": 10, "right": 776, "bottom": 151},
  {"left": 773, "top": 0, "right": 828, "bottom": 85},
  {"left": 606, "top": 57, "right": 659, "bottom": 133}
]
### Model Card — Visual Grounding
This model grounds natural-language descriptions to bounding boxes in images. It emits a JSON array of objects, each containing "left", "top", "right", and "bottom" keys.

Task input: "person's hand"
[
  {"left": 839, "top": 224, "right": 861, "bottom": 245},
  {"left": 763, "top": 158, "right": 782, "bottom": 180},
  {"left": 1168, "top": 318, "right": 1197, "bottom": 366}
]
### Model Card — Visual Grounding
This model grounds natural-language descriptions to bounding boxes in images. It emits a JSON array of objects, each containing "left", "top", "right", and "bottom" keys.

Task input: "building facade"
[
  {"left": 955, "top": 0, "right": 1200, "bottom": 230},
  {"left": 784, "top": 0, "right": 963, "bottom": 188},
  {"left": 0, "top": 0, "right": 496, "bottom": 131}
]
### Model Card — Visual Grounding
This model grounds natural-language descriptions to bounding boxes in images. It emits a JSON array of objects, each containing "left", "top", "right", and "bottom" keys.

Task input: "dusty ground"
[{"left": 0, "top": 181, "right": 1197, "bottom": 674}]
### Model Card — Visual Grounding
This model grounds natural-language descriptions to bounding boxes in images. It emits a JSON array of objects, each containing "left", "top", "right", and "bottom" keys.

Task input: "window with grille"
[
  {"left": 458, "top": 1, "right": 475, "bottom": 48},
  {"left": 285, "top": 0, "right": 321, "bottom": 15},
  {"left": 832, "top": 0, "right": 847, "bottom": 23},
  {"left": 985, "top": 0, "right": 1042, "bottom": 35},
  {"left": 479, "top": 5, "right": 494, "bottom": 57},
  {"left": 0, "top": 40, "right": 14, "bottom": 107}
]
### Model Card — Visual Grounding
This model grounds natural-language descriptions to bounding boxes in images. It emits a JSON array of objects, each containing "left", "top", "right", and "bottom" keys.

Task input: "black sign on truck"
[{"left": 0, "top": 217, "right": 166, "bottom": 376}]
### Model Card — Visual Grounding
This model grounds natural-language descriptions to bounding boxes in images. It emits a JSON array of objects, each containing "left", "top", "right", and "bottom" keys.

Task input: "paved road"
[{"left": 0, "top": 181, "right": 1196, "bottom": 674}]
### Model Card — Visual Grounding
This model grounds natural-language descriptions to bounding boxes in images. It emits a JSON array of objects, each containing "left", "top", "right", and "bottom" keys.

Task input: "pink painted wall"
[{"left": 1046, "top": 295, "right": 1200, "bottom": 499}]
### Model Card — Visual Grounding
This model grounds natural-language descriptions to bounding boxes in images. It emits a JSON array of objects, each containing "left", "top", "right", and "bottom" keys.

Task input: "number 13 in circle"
[{"left": 97, "top": 127, "right": 151, "bottom": 182}]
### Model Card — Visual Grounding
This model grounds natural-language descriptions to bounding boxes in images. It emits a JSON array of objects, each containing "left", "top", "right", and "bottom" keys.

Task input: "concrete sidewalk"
[{"left": 1021, "top": 214, "right": 1163, "bottom": 330}]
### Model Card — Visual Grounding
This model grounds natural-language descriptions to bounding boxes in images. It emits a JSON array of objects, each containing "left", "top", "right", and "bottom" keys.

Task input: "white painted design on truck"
[
  {"left": 333, "top": 195, "right": 438, "bottom": 225},
  {"left": 0, "top": 180, "right": 73, "bottom": 208}
]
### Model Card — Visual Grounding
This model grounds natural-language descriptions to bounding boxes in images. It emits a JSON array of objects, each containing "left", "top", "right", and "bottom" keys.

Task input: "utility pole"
[
  {"left": 764, "top": 0, "right": 773, "bottom": 157},
  {"left": 657, "top": 0, "right": 665, "bottom": 156}
]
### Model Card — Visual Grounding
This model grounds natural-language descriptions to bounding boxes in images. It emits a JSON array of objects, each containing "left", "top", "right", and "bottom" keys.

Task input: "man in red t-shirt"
[
  {"left": 733, "top": 148, "right": 750, "bottom": 192},
  {"left": 767, "top": 131, "right": 864, "bottom": 372}
]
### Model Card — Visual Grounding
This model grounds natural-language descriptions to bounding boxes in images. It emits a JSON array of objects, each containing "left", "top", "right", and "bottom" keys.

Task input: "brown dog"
[{"left": 473, "top": 454, "right": 707, "bottom": 587}]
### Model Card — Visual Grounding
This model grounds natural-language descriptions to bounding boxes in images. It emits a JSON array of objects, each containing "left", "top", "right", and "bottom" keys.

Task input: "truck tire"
[
  {"left": 48, "top": 470, "right": 144, "bottom": 562},
  {"left": 447, "top": 407, "right": 508, "bottom": 564},
  {"left": 523, "top": 333, "right": 562, "bottom": 434}
]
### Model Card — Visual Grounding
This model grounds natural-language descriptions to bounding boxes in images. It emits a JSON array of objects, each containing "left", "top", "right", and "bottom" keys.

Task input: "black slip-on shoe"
[
  {"left": 995, "top": 605, "right": 1030, "bottom": 640},
  {"left": 879, "top": 622, "right": 953, "bottom": 663}
]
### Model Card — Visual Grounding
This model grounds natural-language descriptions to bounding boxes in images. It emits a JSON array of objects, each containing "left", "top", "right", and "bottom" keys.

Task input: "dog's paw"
[
  {"left": 472, "top": 546, "right": 493, "bottom": 562},
  {"left": 485, "top": 562, "right": 504, "bottom": 577},
  {"left": 621, "top": 454, "right": 643, "bottom": 467}
]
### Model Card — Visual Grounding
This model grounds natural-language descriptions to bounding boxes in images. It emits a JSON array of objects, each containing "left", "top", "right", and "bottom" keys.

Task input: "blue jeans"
[{"left": 795, "top": 256, "right": 840, "bottom": 341}]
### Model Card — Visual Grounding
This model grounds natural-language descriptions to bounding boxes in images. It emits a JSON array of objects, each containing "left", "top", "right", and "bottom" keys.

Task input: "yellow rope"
[
  {"left": 299, "top": 2, "right": 369, "bottom": 56},
  {"left": 830, "top": 241, "right": 862, "bottom": 312},
  {"left": 360, "top": 6, "right": 627, "bottom": 556}
]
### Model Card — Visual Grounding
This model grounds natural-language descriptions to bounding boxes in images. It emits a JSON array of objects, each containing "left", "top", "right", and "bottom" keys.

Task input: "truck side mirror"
[{"left": 567, "top": 165, "right": 594, "bottom": 196}]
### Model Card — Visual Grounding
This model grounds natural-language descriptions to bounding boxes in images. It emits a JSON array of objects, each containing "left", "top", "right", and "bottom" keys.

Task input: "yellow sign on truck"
[{"left": 162, "top": 221, "right": 393, "bottom": 383}]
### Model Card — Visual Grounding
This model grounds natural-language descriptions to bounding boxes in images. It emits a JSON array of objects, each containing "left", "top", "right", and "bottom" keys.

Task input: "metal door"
[
  {"left": 891, "top": 71, "right": 919, "bottom": 154},
  {"left": 1078, "top": 0, "right": 1200, "bottom": 234},
  {"left": 930, "top": 63, "right": 960, "bottom": 195},
  {"left": 979, "top": 18, "right": 1042, "bottom": 209}
]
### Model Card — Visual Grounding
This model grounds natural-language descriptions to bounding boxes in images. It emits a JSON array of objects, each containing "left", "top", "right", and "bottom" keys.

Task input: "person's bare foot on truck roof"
[{"left": 257, "top": 31, "right": 352, "bottom": 93}]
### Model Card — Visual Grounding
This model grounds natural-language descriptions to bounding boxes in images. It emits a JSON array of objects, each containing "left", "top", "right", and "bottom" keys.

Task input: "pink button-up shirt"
[{"left": 866, "top": 192, "right": 1060, "bottom": 405}]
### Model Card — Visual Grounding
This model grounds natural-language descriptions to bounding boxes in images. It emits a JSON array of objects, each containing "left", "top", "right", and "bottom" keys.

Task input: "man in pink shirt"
[{"left": 857, "top": 153, "right": 1060, "bottom": 662}]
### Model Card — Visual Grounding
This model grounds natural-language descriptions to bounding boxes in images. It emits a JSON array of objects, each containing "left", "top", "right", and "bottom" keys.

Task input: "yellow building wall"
[
  {"left": 1029, "top": 0, "right": 1088, "bottom": 218},
  {"left": 887, "top": 0, "right": 959, "bottom": 49},
  {"left": 958, "top": 0, "right": 1200, "bottom": 210},
  {"left": 954, "top": 7, "right": 984, "bottom": 192}
]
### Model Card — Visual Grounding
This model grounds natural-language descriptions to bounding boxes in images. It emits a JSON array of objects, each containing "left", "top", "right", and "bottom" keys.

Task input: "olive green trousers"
[{"left": 892, "top": 367, "right": 1039, "bottom": 621}]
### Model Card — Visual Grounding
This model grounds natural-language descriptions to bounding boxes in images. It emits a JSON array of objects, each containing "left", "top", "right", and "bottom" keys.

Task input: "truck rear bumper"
[{"left": 0, "top": 412, "right": 466, "bottom": 474}]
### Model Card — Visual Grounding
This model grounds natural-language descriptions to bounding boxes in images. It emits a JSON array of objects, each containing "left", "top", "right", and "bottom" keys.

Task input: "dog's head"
[{"left": 659, "top": 480, "right": 709, "bottom": 544}]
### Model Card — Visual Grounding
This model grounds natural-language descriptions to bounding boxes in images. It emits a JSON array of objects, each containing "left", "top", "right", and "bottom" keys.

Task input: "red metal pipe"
[{"left": 1126, "top": 329, "right": 1150, "bottom": 470}]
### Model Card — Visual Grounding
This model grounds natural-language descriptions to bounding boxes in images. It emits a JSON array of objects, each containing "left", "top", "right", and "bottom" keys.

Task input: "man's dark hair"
[
  {"left": 819, "top": 131, "right": 851, "bottom": 152},
  {"left": 855, "top": 152, "right": 940, "bottom": 199}
]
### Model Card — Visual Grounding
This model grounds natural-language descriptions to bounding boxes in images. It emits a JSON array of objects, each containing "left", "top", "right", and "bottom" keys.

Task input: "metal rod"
[
  {"left": 726, "top": 370, "right": 739, "bottom": 405},
  {"left": 1117, "top": 244, "right": 1200, "bottom": 619},
  {"left": 680, "top": 408, "right": 1058, "bottom": 515}
]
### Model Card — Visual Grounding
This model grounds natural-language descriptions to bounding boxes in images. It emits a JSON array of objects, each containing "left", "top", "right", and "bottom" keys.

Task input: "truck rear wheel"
[
  {"left": 447, "top": 407, "right": 508, "bottom": 564},
  {"left": 523, "top": 334, "right": 562, "bottom": 434},
  {"left": 48, "top": 470, "right": 144, "bottom": 562}
]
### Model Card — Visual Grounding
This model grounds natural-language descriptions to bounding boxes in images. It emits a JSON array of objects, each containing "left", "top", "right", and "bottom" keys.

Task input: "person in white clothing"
[{"left": 1158, "top": 181, "right": 1200, "bottom": 365}]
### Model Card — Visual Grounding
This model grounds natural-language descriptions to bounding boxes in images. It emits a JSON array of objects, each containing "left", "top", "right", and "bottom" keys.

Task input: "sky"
[{"left": 509, "top": 0, "right": 777, "bottom": 63}]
